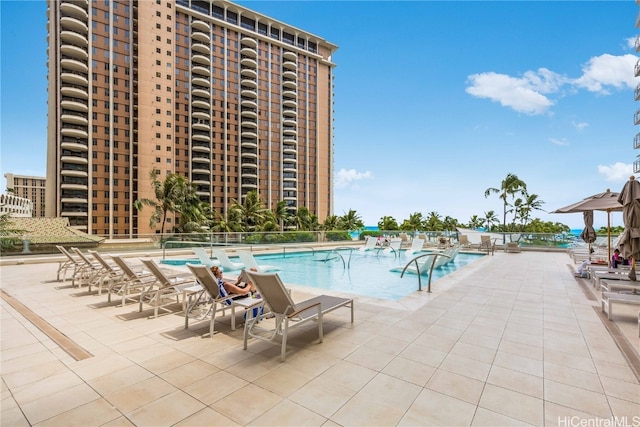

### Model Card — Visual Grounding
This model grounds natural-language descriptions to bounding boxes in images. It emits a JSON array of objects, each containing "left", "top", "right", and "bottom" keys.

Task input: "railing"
[{"left": 400, "top": 253, "right": 451, "bottom": 293}]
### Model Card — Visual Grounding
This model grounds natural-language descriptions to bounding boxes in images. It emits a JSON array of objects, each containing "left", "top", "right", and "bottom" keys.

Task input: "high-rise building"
[
  {"left": 46, "top": 0, "right": 337, "bottom": 236},
  {"left": 4, "top": 173, "right": 46, "bottom": 217}
]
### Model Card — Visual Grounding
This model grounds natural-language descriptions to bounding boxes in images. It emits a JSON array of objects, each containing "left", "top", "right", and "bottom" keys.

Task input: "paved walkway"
[{"left": 1, "top": 250, "right": 638, "bottom": 426}]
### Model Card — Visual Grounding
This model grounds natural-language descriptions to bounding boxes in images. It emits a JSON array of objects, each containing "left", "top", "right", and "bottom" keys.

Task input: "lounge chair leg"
[{"left": 281, "top": 320, "right": 288, "bottom": 362}]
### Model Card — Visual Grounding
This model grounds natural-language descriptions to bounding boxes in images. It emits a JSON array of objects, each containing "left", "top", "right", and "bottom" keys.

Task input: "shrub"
[{"left": 326, "top": 231, "right": 351, "bottom": 241}]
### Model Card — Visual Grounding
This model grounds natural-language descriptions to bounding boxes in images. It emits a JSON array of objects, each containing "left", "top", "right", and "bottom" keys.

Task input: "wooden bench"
[{"left": 601, "top": 292, "right": 640, "bottom": 320}]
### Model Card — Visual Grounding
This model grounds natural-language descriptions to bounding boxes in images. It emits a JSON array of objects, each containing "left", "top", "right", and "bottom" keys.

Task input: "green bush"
[
  {"left": 326, "top": 231, "right": 351, "bottom": 241},
  {"left": 360, "top": 230, "right": 382, "bottom": 240},
  {"left": 245, "top": 234, "right": 263, "bottom": 244}
]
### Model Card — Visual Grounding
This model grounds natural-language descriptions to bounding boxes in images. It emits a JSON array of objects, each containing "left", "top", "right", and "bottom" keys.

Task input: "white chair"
[
  {"left": 192, "top": 247, "right": 219, "bottom": 268},
  {"left": 236, "top": 250, "right": 279, "bottom": 272},
  {"left": 359, "top": 236, "right": 377, "bottom": 251},
  {"left": 138, "top": 259, "right": 196, "bottom": 318},
  {"left": 405, "top": 238, "right": 424, "bottom": 256},
  {"left": 211, "top": 248, "right": 244, "bottom": 271}
]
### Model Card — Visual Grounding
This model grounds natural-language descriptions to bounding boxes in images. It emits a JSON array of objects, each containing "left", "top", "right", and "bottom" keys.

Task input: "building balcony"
[
  {"left": 283, "top": 127, "right": 297, "bottom": 137},
  {"left": 241, "top": 87, "right": 257, "bottom": 98},
  {"left": 635, "top": 157, "right": 640, "bottom": 174},
  {"left": 241, "top": 119, "right": 257, "bottom": 128},
  {"left": 241, "top": 109, "right": 257, "bottom": 119},
  {"left": 61, "top": 139, "right": 87, "bottom": 151},
  {"left": 192, "top": 164, "right": 210, "bottom": 173},
  {"left": 635, "top": 110, "right": 640, "bottom": 125},
  {"left": 192, "top": 66, "right": 210, "bottom": 78},
  {"left": 241, "top": 99, "right": 257, "bottom": 109},
  {"left": 241, "top": 140, "right": 258, "bottom": 149},
  {"left": 283, "top": 51, "right": 297, "bottom": 62},
  {"left": 192, "top": 143, "right": 211, "bottom": 153},
  {"left": 636, "top": 59, "right": 640, "bottom": 78},
  {"left": 61, "top": 85, "right": 88, "bottom": 99},
  {"left": 61, "top": 155, "right": 88, "bottom": 164},
  {"left": 61, "top": 44, "right": 88, "bottom": 60},
  {"left": 192, "top": 31, "right": 210, "bottom": 44},
  {"left": 192, "top": 132, "right": 211, "bottom": 142},
  {"left": 283, "top": 118, "right": 297, "bottom": 128},
  {"left": 283, "top": 90, "right": 297, "bottom": 99},
  {"left": 60, "top": 2, "right": 87, "bottom": 19},
  {"left": 283, "top": 99, "right": 296, "bottom": 109},
  {"left": 240, "top": 47, "right": 257, "bottom": 59},
  {"left": 61, "top": 98, "right": 88, "bottom": 112},
  {"left": 282, "top": 108, "right": 297, "bottom": 118},
  {"left": 241, "top": 37, "right": 257, "bottom": 48},
  {"left": 241, "top": 68, "right": 257, "bottom": 79},
  {"left": 192, "top": 110, "right": 210, "bottom": 120},
  {"left": 242, "top": 78, "right": 257, "bottom": 89},
  {"left": 241, "top": 181, "right": 258, "bottom": 189},
  {"left": 192, "top": 99, "right": 210, "bottom": 109},
  {"left": 61, "top": 182, "right": 88, "bottom": 190},
  {"left": 192, "top": 178, "right": 210, "bottom": 185},
  {"left": 283, "top": 79, "right": 297, "bottom": 90},
  {"left": 192, "top": 88, "right": 210, "bottom": 99},
  {"left": 61, "top": 210, "right": 88, "bottom": 217},
  {"left": 60, "top": 30, "right": 88, "bottom": 48},
  {"left": 241, "top": 129, "right": 257, "bottom": 138},
  {"left": 634, "top": 132, "right": 640, "bottom": 149},
  {"left": 283, "top": 146, "right": 297, "bottom": 155},
  {"left": 241, "top": 151, "right": 258, "bottom": 159},
  {"left": 240, "top": 57, "right": 257, "bottom": 68},
  {"left": 61, "top": 196, "right": 88, "bottom": 204},
  {"left": 61, "top": 71, "right": 88, "bottom": 86},
  {"left": 191, "top": 19, "right": 210, "bottom": 32},
  {"left": 61, "top": 127, "right": 88, "bottom": 139},
  {"left": 60, "top": 169, "right": 88, "bottom": 178},
  {"left": 283, "top": 70, "right": 297, "bottom": 80},
  {"left": 60, "top": 16, "right": 88, "bottom": 34},
  {"left": 192, "top": 42, "right": 210, "bottom": 55},
  {"left": 283, "top": 60, "right": 297, "bottom": 71},
  {"left": 192, "top": 76, "right": 210, "bottom": 88},
  {"left": 61, "top": 58, "right": 88, "bottom": 73},
  {"left": 191, "top": 156, "right": 211, "bottom": 165},
  {"left": 192, "top": 54, "right": 210, "bottom": 67},
  {"left": 61, "top": 113, "right": 88, "bottom": 126}
]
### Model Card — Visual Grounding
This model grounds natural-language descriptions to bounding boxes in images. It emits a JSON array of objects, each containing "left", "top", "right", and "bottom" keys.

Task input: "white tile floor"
[{"left": 1, "top": 250, "right": 639, "bottom": 426}]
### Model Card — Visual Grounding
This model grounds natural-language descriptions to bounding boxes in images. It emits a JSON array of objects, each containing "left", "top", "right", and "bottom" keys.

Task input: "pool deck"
[{"left": 1, "top": 249, "right": 638, "bottom": 426}]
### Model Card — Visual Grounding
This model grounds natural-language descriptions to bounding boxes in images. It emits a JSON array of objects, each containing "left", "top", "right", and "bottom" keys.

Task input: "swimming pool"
[{"left": 161, "top": 249, "right": 484, "bottom": 300}]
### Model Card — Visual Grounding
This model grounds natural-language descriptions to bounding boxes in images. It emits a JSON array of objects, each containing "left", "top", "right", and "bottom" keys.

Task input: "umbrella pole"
[{"left": 607, "top": 210, "right": 611, "bottom": 263}]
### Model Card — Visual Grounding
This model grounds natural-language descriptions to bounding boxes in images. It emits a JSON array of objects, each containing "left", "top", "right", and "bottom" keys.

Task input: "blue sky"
[{"left": 1, "top": 1, "right": 638, "bottom": 229}]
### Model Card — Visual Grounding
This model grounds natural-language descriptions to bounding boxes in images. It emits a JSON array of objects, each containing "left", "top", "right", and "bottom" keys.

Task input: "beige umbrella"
[
  {"left": 617, "top": 177, "right": 640, "bottom": 280},
  {"left": 551, "top": 189, "right": 622, "bottom": 261}
]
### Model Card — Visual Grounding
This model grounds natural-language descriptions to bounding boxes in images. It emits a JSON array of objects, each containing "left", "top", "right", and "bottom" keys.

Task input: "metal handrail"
[
  {"left": 161, "top": 240, "right": 229, "bottom": 259},
  {"left": 400, "top": 252, "right": 451, "bottom": 292}
]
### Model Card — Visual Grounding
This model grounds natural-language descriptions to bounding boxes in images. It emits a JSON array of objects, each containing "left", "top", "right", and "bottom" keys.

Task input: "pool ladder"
[
  {"left": 322, "top": 247, "right": 354, "bottom": 269},
  {"left": 400, "top": 252, "right": 451, "bottom": 293}
]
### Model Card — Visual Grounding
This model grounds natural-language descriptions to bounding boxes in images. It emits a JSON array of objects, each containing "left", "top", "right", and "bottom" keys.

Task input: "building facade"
[
  {"left": 4, "top": 174, "right": 45, "bottom": 217},
  {"left": 46, "top": 0, "right": 336, "bottom": 236}
]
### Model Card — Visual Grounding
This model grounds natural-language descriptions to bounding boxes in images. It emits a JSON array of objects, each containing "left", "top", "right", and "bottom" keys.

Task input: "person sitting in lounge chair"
[{"left": 210, "top": 265, "right": 257, "bottom": 298}]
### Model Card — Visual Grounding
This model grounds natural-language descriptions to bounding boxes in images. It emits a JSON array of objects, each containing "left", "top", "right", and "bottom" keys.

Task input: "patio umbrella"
[
  {"left": 617, "top": 177, "right": 640, "bottom": 280},
  {"left": 579, "top": 210, "right": 597, "bottom": 250},
  {"left": 551, "top": 189, "right": 622, "bottom": 261}
]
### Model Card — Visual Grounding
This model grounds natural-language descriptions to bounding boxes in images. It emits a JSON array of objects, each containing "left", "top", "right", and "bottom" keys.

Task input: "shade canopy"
[
  {"left": 550, "top": 190, "right": 622, "bottom": 214},
  {"left": 617, "top": 178, "right": 640, "bottom": 273},
  {"left": 580, "top": 211, "right": 596, "bottom": 244}
]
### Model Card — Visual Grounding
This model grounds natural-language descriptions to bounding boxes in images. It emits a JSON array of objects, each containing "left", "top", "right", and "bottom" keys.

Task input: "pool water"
[{"left": 162, "top": 249, "right": 484, "bottom": 300}]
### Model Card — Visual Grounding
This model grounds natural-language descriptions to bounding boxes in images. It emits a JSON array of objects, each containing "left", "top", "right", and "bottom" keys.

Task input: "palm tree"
[
  {"left": 518, "top": 193, "right": 545, "bottom": 230},
  {"left": 338, "top": 209, "right": 364, "bottom": 231},
  {"left": 323, "top": 215, "right": 340, "bottom": 231},
  {"left": 424, "top": 211, "right": 443, "bottom": 231},
  {"left": 133, "top": 171, "right": 191, "bottom": 235},
  {"left": 442, "top": 216, "right": 458, "bottom": 232},
  {"left": 483, "top": 210, "right": 499, "bottom": 231},
  {"left": 229, "top": 190, "right": 269, "bottom": 232},
  {"left": 273, "top": 200, "right": 290, "bottom": 232},
  {"left": 377, "top": 216, "right": 399, "bottom": 231},
  {"left": 403, "top": 212, "right": 424, "bottom": 232},
  {"left": 484, "top": 173, "right": 527, "bottom": 237},
  {"left": 294, "top": 206, "right": 313, "bottom": 231},
  {"left": 467, "top": 215, "right": 483, "bottom": 229}
]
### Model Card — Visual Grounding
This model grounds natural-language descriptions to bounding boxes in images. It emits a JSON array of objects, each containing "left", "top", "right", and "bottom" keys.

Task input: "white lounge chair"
[
  {"left": 405, "top": 238, "right": 424, "bottom": 256},
  {"left": 383, "top": 238, "right": 402, "bottom": 255},
  {"left": 601, "top": 292, "right": 640, "bottom": 320},
  {"left": 243, "top": 270, "right": 354, "bottom": 362},
  {"left": 139, "top": 259, "right": 196, "bottom": 318},
  {"left": 192, "top": 247, "right": 219, "bottom": 268},
  {"left": 211, "top": 248, "right": 244, "bottom": 271},
  {"left": 236, "top": 250, "right": 280, "bottom": 272},
  {"left": 359, "top": 236, "right": 377, "bottom": 251}
]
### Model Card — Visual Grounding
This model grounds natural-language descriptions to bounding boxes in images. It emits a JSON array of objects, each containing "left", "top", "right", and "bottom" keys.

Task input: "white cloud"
[
  {"left": 573, "top": 53, "right": 638, "bottom": 93},
  {"left": 597, "top": 162, "right": 634, "bottom": 181},
  {"left": 625, "top": 36, "right": 636, "bottom": 50},
  {"left": 465, "top": 70, "right": 558, "bottom": 115},
  {"left": 335, "top": 168, "right": 374, "bottom": 189},
  {"left": 571, "top": 120, "right": 589, "bottom": 131},
  {"left": 466, "top": 53, "right": 638, "bottom": 114},
  {"left": 549, "top": 137, "right": 569, "bottom": 146}
]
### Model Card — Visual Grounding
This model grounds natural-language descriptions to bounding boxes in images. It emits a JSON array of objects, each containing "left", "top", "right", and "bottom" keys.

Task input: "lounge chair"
[
  {"left": 504, "top": 242, "right": 521, "bottom": 253},
  {"left": 479, "top": 235, "right": 496, "bottom": 255},
  {"left": 87, "top": 250, "right": 124, "bottom": 295},
  {"left": 405, "top": 238, "right": 424, "bottom": 256},
  {"left": 359, "top": 236, "right": 377, "bottom": 251},
  {"left": 458, "top": 234, "right": 471, "bottom": 248},
  {"left": 109, "top": 255, "right": 158, "bottom": 307},
  {"left": 55, "top": 245, "right": 88, "bottom": 286},
  {"left": 139, "top": 259, "right": 197, "bottom": 318},
  {"left": 192, "top": 247, "right": 219, "bottom": 268},
  {"left": 601, "top": 292, "right": 640, "bottom": 320},
  {"left": 71, "top": 247, "right": 105, "bottom": 290},
  {"left": 382, "top": 237, "right": 402, "bottom": 255},
  {"left": 236, "top": 250, "right": 279, "bottom": 272},
  {"left": 599, "top": 280, "right": 640, "bottom": 293},
  {"left": 211, "top": 248, "right": 244, "bottom": 271},
  {"left": 185, "top": 264, "right": 263, "bottom": 336},
  {"left": 243, "top": 270, "right": 354, "bottom": 362}
]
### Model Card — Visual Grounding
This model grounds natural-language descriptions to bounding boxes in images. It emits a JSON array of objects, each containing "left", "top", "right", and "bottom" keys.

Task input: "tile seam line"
[{"left": 0, "top": 289, "right": 93, "bottom": 361}]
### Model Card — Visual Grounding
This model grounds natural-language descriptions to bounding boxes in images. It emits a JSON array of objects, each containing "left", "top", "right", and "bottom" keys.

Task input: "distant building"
[
  {"left": 4, "top": 173, "right": 45, "bottom": 217},
  {"left": 45, "top": 0, "right": 337, "bottom": 237},
  {"left": 635, "top": 4, "right": 640, "bottom": 172},
  {"left": 0, "top": 194, "right": 33, "bottom": 218}
]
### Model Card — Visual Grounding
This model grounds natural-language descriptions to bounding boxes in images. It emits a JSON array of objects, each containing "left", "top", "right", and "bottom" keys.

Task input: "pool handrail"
[{"left": 400, "top": 252, "right": 451, "bottom": 293}]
